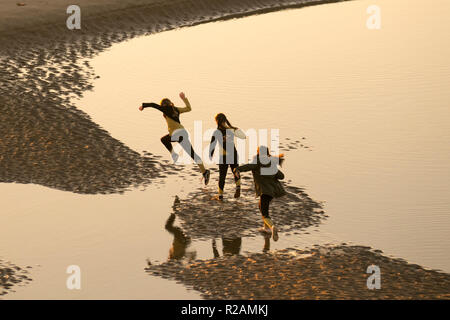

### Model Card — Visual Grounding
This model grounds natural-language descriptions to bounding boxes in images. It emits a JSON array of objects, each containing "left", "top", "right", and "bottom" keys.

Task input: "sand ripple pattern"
[
  {"left": 0, "top": 0, "right": 349, "bottom": 194},
  {"left": 172, "top": 182, "right": 326, "bottom": 240},
  {"left": 146, "top": 245, "right": 450, "bottom": 299},
  {"left": 0, "top": 260, "right": 32, "bottom": 296}
]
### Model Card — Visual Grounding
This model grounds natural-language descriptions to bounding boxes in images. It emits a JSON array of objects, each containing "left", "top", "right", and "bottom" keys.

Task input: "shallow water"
[
  {"left": 78, "top": 0, "right": 450, "bottom": 269},
  {"left": 2, "top": 0, "right": 450, "bottom": 298}
]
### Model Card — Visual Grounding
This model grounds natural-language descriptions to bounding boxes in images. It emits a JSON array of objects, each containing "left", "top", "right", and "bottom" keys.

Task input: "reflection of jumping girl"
[
  {"left": 233, "top": 146, "right": 285, "bottom": 241},
  {"left": 139, "top": 92, "right": 210, "bottom": 185},
  {"left": 208, "top": 113, "right": 246, "bottom": 200},
  {"left": 164, "top": 196, "right": 196, "bottom": 261},
  {"left": 165, "top": 213, "right": 191, "bottom": 260}
]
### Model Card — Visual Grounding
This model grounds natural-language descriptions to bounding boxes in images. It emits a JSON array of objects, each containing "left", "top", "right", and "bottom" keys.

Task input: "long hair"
[
  {"left": 160, "top": 98, "right": 172, "bottom": 106},
  {"left": 161, "top": 98, "right": 177, "bottom": 114},
  {"left": 215, "top": 113, "right": 237, "bottom": 130}
]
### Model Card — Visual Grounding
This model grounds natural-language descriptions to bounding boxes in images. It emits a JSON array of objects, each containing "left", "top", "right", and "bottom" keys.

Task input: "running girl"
[
  {"left": 233, "top": 146, "right": 285, "bottom": 241},
  {"left": 208, "top": 113, "right": 246, "bottom": 200},
  {"left": 139, "top": 92, "right": 210, "bottom": 185}
]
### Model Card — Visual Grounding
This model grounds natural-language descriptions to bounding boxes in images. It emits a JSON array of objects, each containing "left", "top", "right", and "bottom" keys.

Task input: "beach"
[
  {"left": 1, "top": 0, "right": 449, "bottom": 299},
  {"left": 0, "top": 0, "right": 349, "bottom": 194},
  {"left": 0, "top": 0, "right": 351, "bottom": 298},
  {"left": 147, "top": 245, "right": 450, "bottom": 299}
]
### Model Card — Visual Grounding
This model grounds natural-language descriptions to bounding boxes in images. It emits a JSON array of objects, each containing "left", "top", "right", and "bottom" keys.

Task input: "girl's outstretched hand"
[
  {"left": 179, "top": 92, "right": 186, "bottom": 100},
  {"left": 139, "top": 106, "right": 143, "bottom": 111}
]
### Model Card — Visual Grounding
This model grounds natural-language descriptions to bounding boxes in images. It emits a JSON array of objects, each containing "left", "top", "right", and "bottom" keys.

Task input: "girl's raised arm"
[{"left": 177, "top": 92, "right": 192, "bottom": 113}]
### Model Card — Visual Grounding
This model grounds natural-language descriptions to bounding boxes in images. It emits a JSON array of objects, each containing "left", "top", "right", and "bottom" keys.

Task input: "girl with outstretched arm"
[
  {"left": 139, "top": 92, "right": 210, "bottom": 185},
  {"left": 233, "top": 146, "right": 285, "bottom": 241}
]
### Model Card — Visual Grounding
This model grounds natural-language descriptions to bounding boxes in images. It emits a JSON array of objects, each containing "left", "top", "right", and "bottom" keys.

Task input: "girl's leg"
[
  {"left": 230, "top": 163, "right": 241, "bottom": 198},
  {"left": 259, "top": 194, "right": 278, "bottom": 241},
  {"left": 259, "top": 194, "right": 272, "bottom": 222},
  {"left": 161, "top": 134, "right": 179, "bottom": 162},
  {"left": 174, "top": 131, "right": 210, "bottom": 185},
  {"left": 161, "top": 134, "right": 173, "bottom": 152},
  {"left": 217, "top": 164, "right": 228, "bottom": 200},
  {"left": 258, "top": 197, "right": 271, "bottom": 233},
  {"left": 178, "top": 135, "right": 207, "bottom": 174}
]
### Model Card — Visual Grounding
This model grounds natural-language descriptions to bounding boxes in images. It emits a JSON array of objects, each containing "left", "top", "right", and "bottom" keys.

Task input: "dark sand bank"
[
  {"left": 146, "top": 245, "right": 450, "bottom": 299},
  {"left": 2, "top": 0, "right": 450, "bottom": 300},
  {"left": 0, "top": 260, "right": 32, "bottom": 296},
  {"left": 148, "top": 182, "right": 450, "bottom": 299},
  {"left": 0, "top": 0, "right": 351, "bottom": 39},
  {"left": 0, "top": 0, "right": 348, "bottom": 194},
  {"left": 171, "top": 180, "right": 326, "bottom": 240}
]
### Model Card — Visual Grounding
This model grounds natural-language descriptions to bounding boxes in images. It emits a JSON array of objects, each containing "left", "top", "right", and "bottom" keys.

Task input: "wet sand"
[
  {"left": 0, "top": 0, "right": 348, "bottom": 194},
  {"left": 0, "top": 260, "right": 32, "bottom": 296},
  {"left": 2, "top": 0, "right": 449, "bottom": 299},
  {"left": 148, "top": 182, "right": 450, "bottom": 299},
  {"left": 0, "top": 0, "right": 351, "bottom": 298},
  {"left": 146, "top": 245, "right": 450, "bottom": 299},
  {"left": 171, "top": 180, "right": 325, "bottom": 240}
]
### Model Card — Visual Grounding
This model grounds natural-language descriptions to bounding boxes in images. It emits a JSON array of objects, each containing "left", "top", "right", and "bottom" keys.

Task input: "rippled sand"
[
  {"left": 2, "top": 0, "right": 449, "bottom": 299},
  {"left": 0, "top": 0, "right": 349, "bottom": 297},
  {"left": 146, "top": 245, "right": 450, "bottom": 299},
  {"left": 0, "top": 260, "right": 32, "bottom": 296},
  {"left": 171, "top": 182, "right": 326, "bottom": 240},
  {"left": 0, "top": 0, "right": 343, "bottom": 194},
  {"left": 147, "top": 183, "right": 449, "bottom": 299}
]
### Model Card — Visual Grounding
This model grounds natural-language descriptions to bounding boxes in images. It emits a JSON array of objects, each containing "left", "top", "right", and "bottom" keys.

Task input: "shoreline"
[
  {"left": 0, "top": 0, "right": 351, "bottom": 41},
  {"left": 0, "top": 0, "right": 350, "bottom": 194},
  {"left": 1, "top": 0, "right": 450, "bottom": 299}
]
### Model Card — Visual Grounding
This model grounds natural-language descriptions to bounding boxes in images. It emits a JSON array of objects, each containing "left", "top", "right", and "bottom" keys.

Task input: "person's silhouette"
[
  {"left": 165, "top": 213, "right": 191, "bottom": 261},
  {"left": 212, "top": 236, "right": 242, "bottom": 258}
]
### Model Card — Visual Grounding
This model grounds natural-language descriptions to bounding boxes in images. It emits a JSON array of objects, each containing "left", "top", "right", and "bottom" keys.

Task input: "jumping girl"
[
  {"left": 139, "top": 92, "right": 210, "bottom": 185},
  {"left": 208, "top": 113, "right": 246, "bottom": 200},
  {"left": 233, "top": 146, "right": 285, "bottom": 241}
]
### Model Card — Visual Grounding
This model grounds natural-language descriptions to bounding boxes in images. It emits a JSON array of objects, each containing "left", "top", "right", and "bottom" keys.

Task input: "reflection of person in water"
[
  {"left": 212, "top": 237, "right": 242, "bottom": 258},
  {"left": 262, "top": 234, "right": 271, "bottom": 253},
  {"left": 212, "top": 235, "right": 270, "bottom": 257},
  {"left": 165, "top": 213, "right": 193, "bottom": 261}
]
